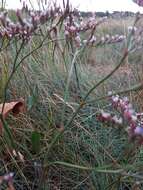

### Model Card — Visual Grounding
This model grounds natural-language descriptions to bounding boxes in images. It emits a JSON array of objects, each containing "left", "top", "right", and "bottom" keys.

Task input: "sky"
[{"left": 5, "top": 0, "right": 143, "bottom": 13}]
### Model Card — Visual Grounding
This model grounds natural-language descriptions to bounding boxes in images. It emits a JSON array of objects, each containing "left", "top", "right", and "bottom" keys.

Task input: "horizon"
[{"left": 4, "top": 0, "right": 143, "bottom": 13}]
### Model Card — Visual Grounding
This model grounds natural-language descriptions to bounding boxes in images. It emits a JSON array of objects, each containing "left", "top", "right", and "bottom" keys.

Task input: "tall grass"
[{"left": 0, "top": 1, "right": 143, "bottom": 189}]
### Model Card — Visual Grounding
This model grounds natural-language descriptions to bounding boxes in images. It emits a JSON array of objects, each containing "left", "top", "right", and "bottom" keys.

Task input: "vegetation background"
[{"left": 0, "top": 0, "right": 143, "bottom": 189}]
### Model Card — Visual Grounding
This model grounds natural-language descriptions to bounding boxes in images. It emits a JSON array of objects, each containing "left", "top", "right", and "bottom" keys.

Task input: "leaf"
[
  {"left": 0, "top": 99, "right": 25, "bottom": 117},
  {"left": 0, "top": 99, "right": 25, "bottom": 132},
  {"left": 7, "top": 181, "right": 15, "bottom": 190},
  {"left": 31, "top": 131, "right": 41, "bottom": 154}
]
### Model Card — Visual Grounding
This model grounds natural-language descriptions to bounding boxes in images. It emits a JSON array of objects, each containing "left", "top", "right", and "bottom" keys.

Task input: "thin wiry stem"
[
  {"left": 0, "top": 35, "right": 65, "bottom": 148},
  {"left": 1, "top": 40, "right": 25, "bottom": 114},
  {"left": 45, "top": 14, "right": 141, "bottom": 156},
  {"left": 45, "top": 49, "right": 129, "bottom": 159},
  {"left": 87, "top": 82, "right": 143, "bottom": 104}
]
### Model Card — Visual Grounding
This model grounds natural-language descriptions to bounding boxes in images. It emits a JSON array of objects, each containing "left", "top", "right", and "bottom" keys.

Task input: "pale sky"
[{"left": 5, "top": 0, "right": 143, "bottom": 13}]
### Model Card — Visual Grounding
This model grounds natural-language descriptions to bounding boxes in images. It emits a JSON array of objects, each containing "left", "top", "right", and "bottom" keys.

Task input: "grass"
[{"left": 0, "top": 6, "right": 143, "bottom": 190}]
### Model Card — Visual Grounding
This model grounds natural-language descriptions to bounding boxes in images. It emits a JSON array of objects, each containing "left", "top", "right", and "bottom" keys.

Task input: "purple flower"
[
  {"left": 134, "top": 126, "right": 143, "bottom": 136},
  {"left": 97, "top": 94, "right": 143, "bottom": 145},
  {"left": 133, "top": 0, "right": 143, "bottom": 6}
]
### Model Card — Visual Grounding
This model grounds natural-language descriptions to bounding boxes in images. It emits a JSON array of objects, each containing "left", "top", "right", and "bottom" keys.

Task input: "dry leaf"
[
  {"left": 7, "top": 182, "right": 15, "bottom": 190},
  {"left": 0, "top": 99, "right": 25, "bottom": 133},
  {"left": 132, "top": 182, "right": 141, "bottom": 190},
  {"left": 7, "top": 181, "right": 15, "bottom": 190}
]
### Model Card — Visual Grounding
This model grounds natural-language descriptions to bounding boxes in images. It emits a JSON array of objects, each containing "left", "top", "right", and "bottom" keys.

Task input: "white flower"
[
  {"left": 112, "top": 116, "right": 123, "bottom": 125},
  {"left": 118, "top": 35, "right": 126, "bottom": 41},
  {"left": 89, "top": 35, "right": 96, "bottom": 43},
  {"left": 105, "top": 34, "right": 110, "bottom": 40},
  {"left": 112, "top": 95, "right": 119, "bottom": 103},
  {"left": 83, "top": 40, "right": 87, "bottom": 44},
  {"left": 131, "top": 115, "right": 137, "bottom": 122},
  {"left": 128, "top": 26, "right": 137, "bottom": 33},
  {"left": 65, "top": 30, "right": 69, "bottom": 36},
  {"left": 101, "top": 36, "right": 105, "bottom": 43}
]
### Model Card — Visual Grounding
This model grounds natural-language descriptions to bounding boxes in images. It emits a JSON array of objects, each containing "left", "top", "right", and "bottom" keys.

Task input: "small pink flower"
[
  {"left": 123, "top": 109, "right": 134, "bottom": 121},
  {"left": 98, "top": 110, "right": 111, "bottom": 122},
  {"left": 65, "top": 30, "right": 69, "bottom": 36},
  {"left": 69, "top": 26, "right": 76, "bottom": 32}
]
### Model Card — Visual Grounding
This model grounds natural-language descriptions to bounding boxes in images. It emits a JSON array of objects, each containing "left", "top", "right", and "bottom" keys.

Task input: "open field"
[{"left": 0, "top": 2, "right": 143, "bottom": 190}]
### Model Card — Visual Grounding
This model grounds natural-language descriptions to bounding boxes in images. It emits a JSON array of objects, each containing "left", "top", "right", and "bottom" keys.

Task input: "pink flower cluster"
[
  {"left": 64, "top": 15, "right": 107, "bottom": 47},
  {"left": 83, "top": 34, "right": 126, "bottom": 46},
  {"left": 98, "top": 109, "right": 123, "bottom": 125},
  {"left": 63, "top": 11, "right": 126, "bottom": 48},
  {"left": 64, "top": 15, "right": 104, "bottom": 36},
  {"left": 98, "top": 94, "right": 143, "bottom": 144},
  {"left": 0, "top": 172, "right": 14, "bottom": 184},
  {"left": 133, "top": 0, "right": 143, "bottom": 6},
  {"left": 63, "top": 11, "right": 127, "bottom": 48},
  {"left": 0, "top": 7, "right": 60, "bottom": 41}
]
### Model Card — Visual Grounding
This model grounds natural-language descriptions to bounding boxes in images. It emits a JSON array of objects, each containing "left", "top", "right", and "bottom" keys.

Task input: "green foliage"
[
  {"left": 31, "top": 131, "right": 41, "bottom": 154},
  {"left": 0, "top": 7, "right": 142, "bottom": 189}
]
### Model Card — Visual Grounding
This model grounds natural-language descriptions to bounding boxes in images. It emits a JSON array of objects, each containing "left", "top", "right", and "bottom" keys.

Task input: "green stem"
[
  {"left": 48, "top": 161, "right": 123, "bottom": 174},
  {"left": 70, "top": 41, "right": 81, "bottom": 95},
  {"left": 60, "top": 49, "right": 80, "bottom": 126},
  {"left": 0, "top": 114, "right": 15, "bottom": 148},
  {"left": 45, "top": 49, "right": 128, "bottom": 158},
  {"left": 87, "top": 82, "right": 143, "bottom": 104},
  {"left": 1, "top": 40, "right": 25, "bottom": 113}
]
